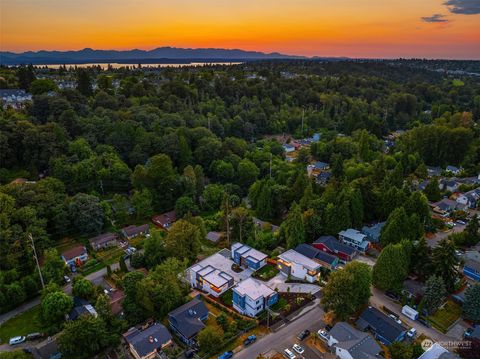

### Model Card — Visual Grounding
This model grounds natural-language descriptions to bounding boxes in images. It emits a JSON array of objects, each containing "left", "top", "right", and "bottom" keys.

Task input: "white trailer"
[{"left": 401, "top": 305, "right": 419, "bottom": 320}]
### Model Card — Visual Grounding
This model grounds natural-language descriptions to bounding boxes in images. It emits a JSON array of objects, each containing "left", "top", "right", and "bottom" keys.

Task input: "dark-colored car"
[
  {"left": 297, "top": 329, "right": 311, "bottom": 341},
  {"left": 243, "top": 335, "right": 257, "bottom": 346},
  {"left": 218, "top": 351, "right": 234, "bottom": 359},
  {"left": 385, "top": 291, "right": 400, "bottom": 301}
]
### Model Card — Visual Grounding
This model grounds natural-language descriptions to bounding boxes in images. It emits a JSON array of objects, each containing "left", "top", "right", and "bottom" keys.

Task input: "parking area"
[{"left": 266, "top": 274, "right": 321, "bottom": 294}]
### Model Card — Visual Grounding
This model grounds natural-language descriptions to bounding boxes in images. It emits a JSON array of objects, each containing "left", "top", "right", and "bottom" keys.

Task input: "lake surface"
[{"left": 39, "top": 62, "right": 242, "bottom": 69}]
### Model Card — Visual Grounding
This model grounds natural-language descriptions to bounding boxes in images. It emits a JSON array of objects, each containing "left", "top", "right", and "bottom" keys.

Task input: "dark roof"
[
  {"left": 69, "top": 297, "right": 96, "bottom": 321},
  {"left": 62, "top": 245, "right": 87, "bottom": 261},
  {"left": 123, "top": 323, "right": 172, "bottom": 357},
  {"left": 0, "top": 89, "right": 29, "bottom": 96},
  {"left": 31, "top": 338, "right": 60, "bottom": 359},
  {"left": 356, "top": 307, "right": 406, "bottom": 343},
  {"left": 294, "top": 244, "right": 338, "bottom": 266},
  {"left": 168, "top": 298, "right": 208, "bottom": 339},
  {"left": 206, "top": 231, "right": 223, "bottom": 242},
  {"left": 89, "top": 232, "right": 117, "bottom": 246},
  {"left": 314, "top": 236, "right": 356, "bottom": 256},
  {"left": 122, "top": 224, "right": 149, "bottom": 237},
  {"left": 152, "top": 211, "right": 177, "bottom": 228},
  {"left": 329, "top": 322, "right": 382, "bottom": 359}
]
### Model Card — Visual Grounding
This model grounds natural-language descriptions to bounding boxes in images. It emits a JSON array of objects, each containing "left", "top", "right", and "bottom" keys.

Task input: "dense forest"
[{"left": 1, "top": 59, "right": 480, "bottom": 316}]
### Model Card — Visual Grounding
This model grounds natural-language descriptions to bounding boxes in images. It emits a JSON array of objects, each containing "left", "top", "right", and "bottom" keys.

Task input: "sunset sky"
[{"left": 1, "top": 0, "right": 479, "bottom": 59}]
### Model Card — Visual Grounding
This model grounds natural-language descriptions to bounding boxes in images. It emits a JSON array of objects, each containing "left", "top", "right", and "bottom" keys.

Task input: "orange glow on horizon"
[{"left": 1, "top": 0, "right": 479, "bottom": 59}]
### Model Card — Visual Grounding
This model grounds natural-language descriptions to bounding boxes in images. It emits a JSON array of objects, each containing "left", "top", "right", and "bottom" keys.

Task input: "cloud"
[
  {"left": 421, "top": 13, "right": 449, "bottom": 22},
  {"left": 443, "top": 0, "right": 480, "bottom": 15}
]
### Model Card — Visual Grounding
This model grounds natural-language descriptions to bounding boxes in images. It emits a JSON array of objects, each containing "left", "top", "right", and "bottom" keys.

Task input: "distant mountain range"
[{"left": 0, "top": 47, "right": 309, "bottom": 65}]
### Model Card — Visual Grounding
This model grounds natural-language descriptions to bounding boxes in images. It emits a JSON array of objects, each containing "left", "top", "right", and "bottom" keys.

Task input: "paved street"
[{"left": 235, "top": 305, "right": 325, "bottom": 359}]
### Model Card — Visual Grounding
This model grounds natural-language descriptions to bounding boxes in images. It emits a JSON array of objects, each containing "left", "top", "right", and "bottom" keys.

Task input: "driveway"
[
  {"left": 369, "top": 287, "right": 463, "bottom": 342},
  {"left": 267, "top": 274, "right": 321, "bottom": 294},
  {"left": 427, "top": 224, "right": 465, "bottom": 248},
  {"left": 235, "top": 304, "right": 325, "bottom": 359}
]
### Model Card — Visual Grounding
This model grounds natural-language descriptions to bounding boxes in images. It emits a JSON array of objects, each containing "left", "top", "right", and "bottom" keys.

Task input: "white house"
[
  {"left": 446, "top": 165, "right": 461, "bottom": 175},
  {"left": 232, "top": 278, "right": 278, "bottom": 317},
  {"left": 338, "top": 229, "right": 370, "bottom": 253},
  {"left": 418, "top": 343, "right": 459, "bottom": 359},
  {"left": 277, "top": 249, "right": 321, "bottom": 283},
  {"left": 456, "top": 188, "right": 480, "bottom": 209}
]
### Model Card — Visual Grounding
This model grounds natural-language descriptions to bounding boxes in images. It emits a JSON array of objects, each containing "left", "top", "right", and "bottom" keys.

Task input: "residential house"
[
  {"left": 316, "top": 172, "right": 332, "bottom": 185},
  {"left": 232, "top": 278, "right": 278, "bottom": 317},
  {"left": 282, "top": 144, "right": 295, "bottom": 153},
  {"left": 418, "top": 343, "right": 459, "bottom": 359},
  {"left": 168, "top": 298, "right": 208, "bottom": 346},
  {"left": 253, "top": 217, "right": 280, "bottom": 233},
  {"left": 152, "top": 211, "right": 177, "bottom": 230},
  {"left": 312, "top": 236, "right": 357, "bottom": 262},
  {"left": 426, "top": 166, "right": 442, "bottom": 177},
  {"left": 463, "top": 251, "right": 480, "bottom": 282},
  {"left": 327, "top": 322, "right": 382, "bottom": 359},
  {"left": 187, "top": 256, "right": 235, "bottom": 297},
  {"left": 446, "top": 165, "right": 461, "bottom": 175},
  {"left": 231, "top": 243, "right": 267, "bottom": 271},
  {"left": 31, "top": 337, "right": 61, "bottom": 359},
  {"left": 456, "top": 188, "right": 480, "bottom": 209},
  {"left": 439, "top": 179, "right": 460, "bottom": 192},
  {"left": 361, "top": 222, "right": 386, "bottom": 243},
  {"left": 123, "top": 323, "right": 172, "bottom": 359},
  {"left": 61, "top": 245, "right": 88, "bottom": 268},
  {"left": 206, "top": 231, "right": 223, "bottom": 243},
  {"left": 431, "top": 198, "right": 464, "bottom": 216},
  {"left": 68, "top": 297, "right": 98, "bottom": 321},
  {"left": 356, "top": 306, "right": 407, "bottom": 345},
  {"left": 338, "top": 229, "right": 370, "bottom": 253},
  {"left": 0, "top": 89, "right": 32, "bottom": 109},
  {"left": 294, "top": 244, "right": 339, "bottom": 270},
  {"left": 418, "top": 180, "right": 430, "bottom": 191},
  {"left": 122, "top": 224, "right": 149, "bottom": 239},
  {"left": 277, "top": 249, "right": 321, "bottom": 283},
  {"left": 313, "top": 161, "right": 330, "bottom": 170},
  {"left": 89, "top": 232, "right": 118, "bottom": 251}
]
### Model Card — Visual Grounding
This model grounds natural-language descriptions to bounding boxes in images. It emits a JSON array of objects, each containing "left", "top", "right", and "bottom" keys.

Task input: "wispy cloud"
[
  {"left": 443, "top": 0, "right": 480, "bottom": 15},
  {"left": 421, "top": 13, "right": 449, "bottom": 22}
]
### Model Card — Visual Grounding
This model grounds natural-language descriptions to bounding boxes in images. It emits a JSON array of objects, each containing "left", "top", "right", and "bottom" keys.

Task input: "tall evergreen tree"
[{"left": 432, "top": 239, "right": 458, "bottom": 293}]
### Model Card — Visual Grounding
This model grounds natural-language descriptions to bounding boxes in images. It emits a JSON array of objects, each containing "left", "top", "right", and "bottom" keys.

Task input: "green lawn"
[
  {"left": 0, "top": 351, "right": 33, "bottom": 359},
  {"left": 253, "top": 264, "right": 279, "bottom": 281},
  {"left": 0, "top": 306, "right": 47, "bottom": 343},
  {"left": 428, "top": 300, "right": 462, "bottom": 333}
]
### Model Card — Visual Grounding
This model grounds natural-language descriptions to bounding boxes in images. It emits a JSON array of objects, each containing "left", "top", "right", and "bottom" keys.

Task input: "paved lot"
[
  {"left": 427, "top": 223, "right": 466, "bottom": 248},
  {"left": 235, "top": 304, "right": 325, "bottom": 359},
  {"left": 267, "top": 274, "right": 321, "bottom": 294}
]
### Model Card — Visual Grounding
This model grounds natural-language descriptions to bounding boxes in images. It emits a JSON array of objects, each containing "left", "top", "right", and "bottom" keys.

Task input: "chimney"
[{"left": 148, "top": 336, "right": 154, "bottom": 343}]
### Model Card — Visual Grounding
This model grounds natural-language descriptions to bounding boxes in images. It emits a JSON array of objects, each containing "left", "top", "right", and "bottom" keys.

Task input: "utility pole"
[{"left": 29, "top": 233, "right": 45, "bottom": 290}]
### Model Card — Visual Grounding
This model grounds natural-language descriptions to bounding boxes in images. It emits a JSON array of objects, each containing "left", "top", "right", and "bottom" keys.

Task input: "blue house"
[
  {"left": 361, "top": 222, "right": 386, "bottom": 243},
  {"left": 231, "top": 243, "right": 267, "bottom": 271},
  {"left": 356, "top": 307, "right": 406, "bottom": 345},
  {"left": 168, "top": 298, "right": 209, "bottom": 346},
  {"left": 232, "top": 278, "right": 278, "bottom": 317},
  {"left": 463, "top": 251, "right": 480, "bottom": 282}
]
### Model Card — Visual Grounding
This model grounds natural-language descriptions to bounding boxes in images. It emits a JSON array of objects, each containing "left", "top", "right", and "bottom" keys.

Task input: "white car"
[
  {"left": 407, "top": 328, "right": 417, "bottom": 338},
  {"left": 292, "top": 344, "right": 304, "bottom": 354},
  {"left": 388, "top": 314, "right": 402, "bottom": 324},
  {"left": 9, "top": 336, "right": 26, "bottom": 345},
  {"left": 284, "top": 348, "right": 296, "bottom": 359},
  {"left": 318, "top": 329, "right": 329, "bottom": 341},
  {"left": 63, "top": 275, "right": 71, "bottom": 283}
]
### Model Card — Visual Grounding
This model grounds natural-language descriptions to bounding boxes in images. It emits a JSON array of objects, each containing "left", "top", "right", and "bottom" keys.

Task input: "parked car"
[
  {"left": 317, "top": 329, "right": 329, "bottom": 341},
  {"left": 385, "top": 291, "right": 400, "bottom": 301},
  {"left": 418, "top": 318, "right": 431, "bottom": 328},
  {"left": 292, "top": 344, "right": 304, "bottom": 354},
  {"left": 26, "top": 333, "right": 44, "bottom": 341},
  {"left": 9, "top": 336, "right": 26, "bottom": 346},
  {"left": 456, "top": 220, "right": 466, "bottom": 225},
  {"left": 296, "top": 329, "right": 310, "bottom": 341},
  {"left": 388, "top": 314, "right": 402, "bottom": 325},
  {"left": 69, "top": 265, "right": 77, "bottom": 273},
  {"left": 464, "top": 327, "right": 474, "bottom": 338},
  {"left": 243, "top": 335, "right": 256, "bottom": 346},
  {"left": 218, "top": 351, "right": 234, "bottom": 359},
  {"left": 407, "top": 328, "right": 417, "bottom": 338},
  {"left": 284, "top": 348, "right": 296, "bottom": 359},
  {"left": 63, "top": 275, "right": 71, "bottom": 283}
]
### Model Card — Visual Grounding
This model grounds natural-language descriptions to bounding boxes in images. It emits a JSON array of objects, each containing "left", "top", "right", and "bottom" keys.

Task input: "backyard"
[
  {"left": 0, "top": 306, "right": 46, "bottom": 343},
  {"left": 427, "top": 300, "right": 462, "bottom": 333},
  {"left": 252, "top": 264, "right": 279, "bottom": 281}
]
